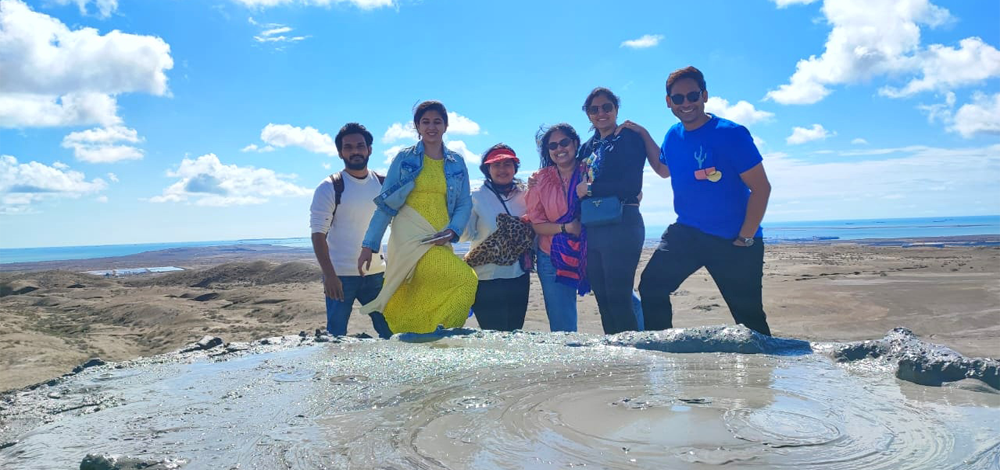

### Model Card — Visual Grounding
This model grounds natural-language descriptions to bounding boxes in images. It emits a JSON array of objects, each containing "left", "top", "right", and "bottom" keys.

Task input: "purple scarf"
[{"left": 549, "top": 165, "right": 590, "bottom": 296}]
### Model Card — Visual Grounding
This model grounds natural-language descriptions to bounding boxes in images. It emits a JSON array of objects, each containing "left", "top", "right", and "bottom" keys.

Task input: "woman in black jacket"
[{"left": 575, "top": 87, "right": 656, "bottom": 334}]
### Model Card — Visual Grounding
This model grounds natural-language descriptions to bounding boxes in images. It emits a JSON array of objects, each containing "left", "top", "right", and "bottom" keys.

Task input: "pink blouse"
[{"left": 524, "top": 165, "right": 577, "bottom": 255}]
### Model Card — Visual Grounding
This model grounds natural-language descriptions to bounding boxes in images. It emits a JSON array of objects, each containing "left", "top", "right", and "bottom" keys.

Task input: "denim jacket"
[{"left": 362, "top": 140, "right": 473, "bottom": 252}]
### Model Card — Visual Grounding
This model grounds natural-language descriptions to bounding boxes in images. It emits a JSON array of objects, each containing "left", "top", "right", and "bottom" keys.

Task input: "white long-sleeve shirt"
[
  {"left": 461, "top": 184, "right": 528, "bottom": 281},
  {"left": 310, "top": 172, "right": 386, "bottom": 276}
]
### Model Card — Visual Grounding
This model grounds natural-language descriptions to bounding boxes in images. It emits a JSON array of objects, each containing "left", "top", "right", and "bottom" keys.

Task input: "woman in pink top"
[{"left": 525, "top": 123, "right": 587, "bottom": 332}]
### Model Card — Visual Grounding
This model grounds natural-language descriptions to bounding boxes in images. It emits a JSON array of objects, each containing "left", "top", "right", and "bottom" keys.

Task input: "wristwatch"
[
  {"left": 586, "top": 183, "right": 592, "bottom": 197},
  {"left": 738, "top": 237, "right": 755, "bottom": 247},
  {"left": 560, "top": 223, "right": 567, "bottom": 234}
]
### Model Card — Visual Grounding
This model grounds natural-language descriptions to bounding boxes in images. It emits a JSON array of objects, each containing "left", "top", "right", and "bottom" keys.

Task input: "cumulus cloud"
[
  {"left": 51, "top": 0, "right": 118, "bottom": 18},
  {"left": 950, "top": 92, "right": 1000, "bottom": 138},
  {"left": 234, "top": 0, "right": 395, "bottom": 9},
  {"left": 620, "top": 34, "right": 663, "bottom": 49},
  {"left": 258, "top": 123, "right": 338, "bottom": 156},
  {"left": 150, "top": 153, "right": 311, "bottom": 206},
  {"left": 107, "top": 172, "right": 119, "bottom": 182},
  {"left": 851, "top": 138, "right": 869, "bottom": 145},
  {"left": 445, "top": 140, "right": 480, "bottom": 165},
  {"left": 61, "top": 126, "right": 144, "bottom": 163},
  {"left": 786, "top": 124, "right": 834, "bottom": 145},
  {"left": 0, "top": 155, "right": 108, "bottom": 214},
  {"left": 705, "top": 97, "right": 775, "bottom": 125},
  {"left": 382, "top": 122, "right": 417, "bottom": 143},
  {"left": 766, "top": 0, "right": 999, "bottom": 105},
  {"left": 383, "top": 112, "right": 481, "bottom": 144},
  {"left": 0, "top": 0, "right": 173, "bottom": 128}
]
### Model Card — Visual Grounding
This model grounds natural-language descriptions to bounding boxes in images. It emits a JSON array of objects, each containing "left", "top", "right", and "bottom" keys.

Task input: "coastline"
[{"left": 1, "top": 236, "right": 998, "bottom": 392}]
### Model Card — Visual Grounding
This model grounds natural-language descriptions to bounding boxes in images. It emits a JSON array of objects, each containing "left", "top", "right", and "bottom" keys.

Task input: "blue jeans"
[
  {"left": 324, "top": 273, "right": 392, "bottom": 339},
  {"left": 536, "top": 250, "right": 578, "bottom": 332}
]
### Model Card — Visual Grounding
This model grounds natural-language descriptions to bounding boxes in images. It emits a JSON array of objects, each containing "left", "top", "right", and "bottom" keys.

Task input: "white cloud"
[
  {"left": 786, "top": 124, "right": 834, "bottom": 144},
  {"left": 259, "top": 123, "right": 337, "bottom": 156},
  {"left": 95, "top": 195, "right": 109, "bottom": 203},
  {"left": 771, "top": 0, "right": 818, "bottom": 7},
  {"left": 0, "top": 155, "right": 108, "bottom": 214},
  {"left": 150, "top": 153, "right": 311, "bottom": 206},
  {"left": 52, "top": 161, "right": 69, "bottom": 169},
  {"left": 0, "top": 0, "right": 173, "bottom": 128},
  {"left": 446, "top": 112, "right": 481, "bottom": 135},
  {"left": 241, "top": 143, "right": 275, "bottom": 153},
  {"left": 51, "top": 0, "right": 118, "bottom": 18},
  {"left": 321, "top": 162, "right": 331, "bottom": 170},
  {"left": 107, "top": 172, "right": 119, "bottom": 182},
  {"left": 0, "top": 92, "right": 121, "bottom": 128},
  {"left": 61, "top": 126, "right": 144, "bottom": 163},
  {"left": 766, "top": 0, "right": 999, "bottom": 105},
  {"left": 382, "top": 122, "right": 417, "bottom": 143},
  {"left": 880, "top": 38, "right": 1000, "bottom": 98},
  {"left": 445, "top": 140, "right": 480, "bottom": 165},
  {"left": 233, "top": 0, "right": 395, "bottom": 10},
  {"left": 620, "top": 34, "right": 664, "bottom": 49},
  {"left": 382, "top": 112, "right": 481, "bottom": 144},
  {"left": 951, "top": 92, "right": 1000, "bottom": 138},
  {"left": 705, "top": 97, "right": 775, "bottom": 125},
  {"left": 382, "top": 144, "right": 407, "bottom": 164},
  {"left": 851, "top": 138, "right": 869, "bottom": 145},
  {"left": 252, "top": 22, "right": 307, "bottom": 44}
]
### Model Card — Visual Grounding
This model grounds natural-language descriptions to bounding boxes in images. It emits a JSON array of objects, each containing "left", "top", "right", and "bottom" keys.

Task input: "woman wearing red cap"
[{"left": 462, "top": 143, "right": 531, "bottom": 331}]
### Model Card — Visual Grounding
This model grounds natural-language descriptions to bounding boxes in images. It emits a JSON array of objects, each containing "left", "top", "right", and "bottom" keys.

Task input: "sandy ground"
[{"left": 1, "top": 242, "right": 998, "bottom": 392}]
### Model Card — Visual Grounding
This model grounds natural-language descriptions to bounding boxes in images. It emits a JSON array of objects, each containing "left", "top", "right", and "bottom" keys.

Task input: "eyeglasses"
[
  {"left": 586, "top": 102, "right": 615, "bottom": 115},
  {"left": 670, "top": 90, "right": 703, "bottom": 105},
  {"left": 547, "top": 138, "right": 573, "bottom": 151}
]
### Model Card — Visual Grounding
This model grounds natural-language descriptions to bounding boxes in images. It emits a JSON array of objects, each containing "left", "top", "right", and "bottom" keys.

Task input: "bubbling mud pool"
[{"left": 1, "top": 327, "right": 998, "bottom": 469}]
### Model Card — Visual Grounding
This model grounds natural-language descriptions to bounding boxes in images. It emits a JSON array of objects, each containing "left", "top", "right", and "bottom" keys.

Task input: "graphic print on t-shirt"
[{"left": 692, "top": 145, "right": 722, "bottom": 183}]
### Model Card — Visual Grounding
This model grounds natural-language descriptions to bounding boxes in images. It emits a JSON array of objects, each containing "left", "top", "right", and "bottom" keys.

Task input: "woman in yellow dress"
[{"left": 357, "top": 101, "right": 477, "bottom": 334}]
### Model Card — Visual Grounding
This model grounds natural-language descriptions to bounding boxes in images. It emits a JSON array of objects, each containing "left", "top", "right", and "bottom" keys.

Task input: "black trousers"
[
  {"left": 586, "top": 205, "right": 644, "bottom": 334},
  {"left": 472, "top": 273, "right": 530, "bottom": 331},
  {"left": 639, "top": 223, "right": 771, "bottom": 336}
]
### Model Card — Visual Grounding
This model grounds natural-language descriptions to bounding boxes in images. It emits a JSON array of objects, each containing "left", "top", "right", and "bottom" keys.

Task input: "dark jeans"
[
  {"left": 324, "top": 273, "right": 392, "bottom": 339},
  {"left": 473, "top": 273, "right": 530, "bottom": 331},
  {"left": 586, "top": 205, "right": 644, "bottom": 334},
  {"left": 639, "top": 223, "right": 771, "bottom": 336}
]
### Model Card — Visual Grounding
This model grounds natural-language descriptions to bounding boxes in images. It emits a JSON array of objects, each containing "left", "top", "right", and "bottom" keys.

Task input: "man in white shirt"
[{"left": 310, "top": 123, "right": 390, "bottom": 338}]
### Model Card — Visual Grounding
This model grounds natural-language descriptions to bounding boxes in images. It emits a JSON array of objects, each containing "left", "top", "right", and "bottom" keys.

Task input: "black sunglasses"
[
  {"left": 586, "top": 102, "right": 615, "bottom": 115},
  {"left": 670, "top": 90, "right": 703, "bottom": 105},
  {"left": 547, "top": 138, "right": 573, "bottom": 151}
]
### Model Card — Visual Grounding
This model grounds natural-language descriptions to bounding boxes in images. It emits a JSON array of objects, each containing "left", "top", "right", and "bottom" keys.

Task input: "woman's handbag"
[
  {"left": 580, "top": 196, "right": 622, "bottom": 227},
  {"left": 464, "top": 184, "right": 535, "bottom": 268}
]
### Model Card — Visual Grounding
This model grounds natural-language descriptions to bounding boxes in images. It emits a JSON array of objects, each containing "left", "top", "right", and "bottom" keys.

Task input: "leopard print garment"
[{"left": 464, "top": 213, "right": 535, "bottom": 268}]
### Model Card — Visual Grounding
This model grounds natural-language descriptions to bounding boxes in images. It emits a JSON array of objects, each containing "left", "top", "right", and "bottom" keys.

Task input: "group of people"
[{"left": 310, "top": 66, "right": 773, "bottom": 339}]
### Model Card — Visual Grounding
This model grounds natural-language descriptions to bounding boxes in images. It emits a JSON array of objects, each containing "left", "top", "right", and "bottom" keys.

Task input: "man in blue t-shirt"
[{"left": 638, "top": 66, "right": 773, "bottom": 336}]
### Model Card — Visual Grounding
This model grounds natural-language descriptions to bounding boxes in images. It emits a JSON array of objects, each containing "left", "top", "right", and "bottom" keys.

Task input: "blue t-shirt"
[{"left": 660, "top": 115, "right": 763, "bottom": 239}]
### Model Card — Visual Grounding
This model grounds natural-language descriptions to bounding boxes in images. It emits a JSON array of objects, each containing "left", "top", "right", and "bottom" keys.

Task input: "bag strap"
[
  {"left": 330, "top": 171, "right": 385, "bottom": 220},
  {"left": 329, "top": 172, "right": 345, "bottom": 219},
  {"left": 485, "top": 182, "right": 513, "bottom": 216}
]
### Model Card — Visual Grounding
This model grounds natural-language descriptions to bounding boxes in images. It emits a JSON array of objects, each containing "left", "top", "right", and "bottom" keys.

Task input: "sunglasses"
[
  {"left": 670, "top": 90, "right": 703, "bottom": 105},
  {"left": 547, "top": 138, "right": 574, "bottom": 151},
  {"left": 586, "top": 102, "right": 616, "bottom": 115}
]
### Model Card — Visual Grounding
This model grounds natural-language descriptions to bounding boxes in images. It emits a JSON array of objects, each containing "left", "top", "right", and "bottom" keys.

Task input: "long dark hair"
[{"left": 535, "top": 123, "right": 582, "bottom": 169}]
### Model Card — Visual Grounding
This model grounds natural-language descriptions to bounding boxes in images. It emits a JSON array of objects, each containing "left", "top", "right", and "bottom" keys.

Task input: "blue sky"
[{"left": 1, "top": 0, "right": 998, "bottom": 248}]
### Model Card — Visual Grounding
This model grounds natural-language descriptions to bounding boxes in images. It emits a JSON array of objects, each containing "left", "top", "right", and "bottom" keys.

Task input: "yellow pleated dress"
[{"left": 382, "top": 156, "right": 478, "bottom": 333}]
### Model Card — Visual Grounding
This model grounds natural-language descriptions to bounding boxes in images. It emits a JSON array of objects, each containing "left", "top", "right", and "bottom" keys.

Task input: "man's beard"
[{"left": 343, "top": 154, "right": 369, "bottom": 171}]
